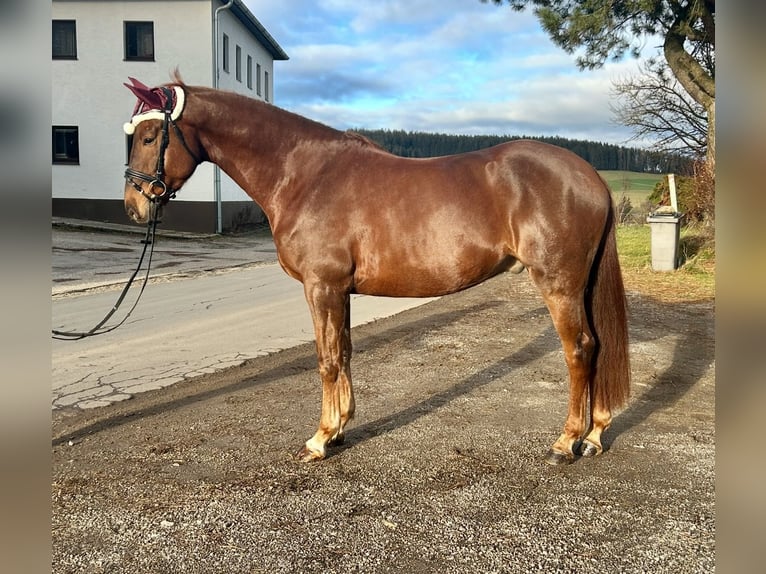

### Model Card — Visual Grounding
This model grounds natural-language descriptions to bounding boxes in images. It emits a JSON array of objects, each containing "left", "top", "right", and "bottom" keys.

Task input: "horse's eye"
[{"left": 143, "top": 136, "right": 156, "bottom": 145}]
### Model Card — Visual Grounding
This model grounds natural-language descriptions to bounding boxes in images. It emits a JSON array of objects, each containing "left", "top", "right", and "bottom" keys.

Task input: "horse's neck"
[{"left": 194, "top": 91, "right": 340, "bottom": 216}]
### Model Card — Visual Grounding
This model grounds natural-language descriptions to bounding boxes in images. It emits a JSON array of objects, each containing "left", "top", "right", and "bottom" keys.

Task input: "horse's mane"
[
  {"left": 343, "top": 131, "right": 385, "bottom": 151},
  {"left": 168, "top": 68, "right": 187, "bottom": 89}
]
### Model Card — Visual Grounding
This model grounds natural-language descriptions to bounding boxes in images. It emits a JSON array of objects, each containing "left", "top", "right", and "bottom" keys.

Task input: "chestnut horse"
[{"left": 122, "top": 76, "right": 629, "bottom": 465}]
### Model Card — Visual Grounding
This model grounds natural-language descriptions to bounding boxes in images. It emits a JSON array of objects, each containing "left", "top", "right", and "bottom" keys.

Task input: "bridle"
[{"left": 124, "top": 86, "right": 201, "bottom": 204}]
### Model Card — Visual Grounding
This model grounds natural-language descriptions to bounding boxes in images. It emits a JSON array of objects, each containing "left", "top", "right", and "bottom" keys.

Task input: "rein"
[
  {"left": 53, "top": 86, "right": 201, "bottom": 341},
  {"left": 51, "top": 205, "right": 161, "bottom": 341}
]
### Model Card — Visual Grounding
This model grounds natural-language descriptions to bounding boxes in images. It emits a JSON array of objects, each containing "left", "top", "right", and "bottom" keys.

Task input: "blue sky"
[{"left": 244, "top": 0, "right": 658, "bottom": 145}]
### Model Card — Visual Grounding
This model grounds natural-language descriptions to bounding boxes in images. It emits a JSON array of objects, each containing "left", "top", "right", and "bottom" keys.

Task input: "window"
[
  {"left": 124, "top": 21, "right": 154, "bottom": 61},
  {"left": 52, "top": 126, "right": 79, "bottom": 164},
  {"left": 236, "top": 45, "right": 242, "bottom": 82},
  {"left": 246, "top": 55, "right": 253, "bottom": 89},
  {"left": 264, "top": 71, "right": 270, "bottom": 102},
  {"left": 52, "top": 20, "right": 77, "bottom": 59},
  {"left": 222, "top": 34, "right": 229, "bottom": 72},
  {"left": 256, "top": 63, "right": 262, "bottom": 96}
]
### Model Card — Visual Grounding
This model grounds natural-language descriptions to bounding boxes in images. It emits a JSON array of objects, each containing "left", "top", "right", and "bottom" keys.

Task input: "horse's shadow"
[
  {"left": 604, "top": 298, "right": 714, "bottom": 449},
  {"left": 336, "top": 305, "right": 559, "bottom": 452},
  {"left": 53, "top": 299, "right": 504, "bottom": 446},
  {"left": 335, "top": 294, "right": 714, "bottom": 460}
]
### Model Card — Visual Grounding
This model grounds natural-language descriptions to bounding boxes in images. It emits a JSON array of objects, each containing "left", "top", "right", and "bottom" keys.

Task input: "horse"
[{"left": 122, "top": 74, "right": 629, "bottom": 465}]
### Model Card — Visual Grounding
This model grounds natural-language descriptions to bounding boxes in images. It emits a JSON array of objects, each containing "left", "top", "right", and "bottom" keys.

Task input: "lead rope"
[{"left": 52, "top": 204, "right": 161, "bottom": 341}]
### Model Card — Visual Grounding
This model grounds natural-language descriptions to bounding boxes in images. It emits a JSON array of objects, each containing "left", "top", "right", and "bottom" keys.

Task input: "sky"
[{"left": 244, "top": 0, "right": 659, "bottom": 146}]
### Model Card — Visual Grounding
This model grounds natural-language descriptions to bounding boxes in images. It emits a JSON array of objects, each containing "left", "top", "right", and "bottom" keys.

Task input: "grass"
[
  {"left": 599, "top": 170, "right": 664, "bottom": 207},
  {"left": 599, "top": 170, "right": 664, "bottom": 194},
  {"left": 616, "top": 224, "right": 715, "bottom": 303}
]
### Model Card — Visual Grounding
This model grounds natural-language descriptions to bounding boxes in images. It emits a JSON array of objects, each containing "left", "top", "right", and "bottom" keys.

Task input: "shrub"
[
  {"left": 616, "top": 194, "right": 633, "bottom": 224},
  {"left": 648, "top": 161, "right": 715, "bottom": 225}
]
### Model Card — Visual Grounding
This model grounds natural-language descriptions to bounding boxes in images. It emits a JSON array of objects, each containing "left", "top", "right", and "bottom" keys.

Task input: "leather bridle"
[{"left": 124, "top": 86, "right": 201, "bottom": 204}]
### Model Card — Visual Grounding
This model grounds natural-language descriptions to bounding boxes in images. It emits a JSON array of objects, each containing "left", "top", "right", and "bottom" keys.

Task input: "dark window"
[
  {"left": 256, "top": 63, "right": 262, "bottom": 96},
  {"left": 52, "top": 126, "right": 79, "bottom": 164},
  {"left": 247, "top": 55, "right": 253, "bottom": 89},
  {"left": 124, "top": 21, "right": 154, "bottom": 61},
  {"left": 236, "top": 45, "right": 242, "bottom": 82},
  {"left": 52, "top": 20, "right": 77, "bottom": 59},
  {"left": 264, "top": 71, "right": 270, "bottom": 102},
  {"left": 222, "top": 34, "right": 229, "bottom": 72}
]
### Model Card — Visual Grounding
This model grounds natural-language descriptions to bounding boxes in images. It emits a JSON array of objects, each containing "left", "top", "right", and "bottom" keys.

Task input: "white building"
[{"left": 52, "top": 0, "right": 288, "bottom": 233}]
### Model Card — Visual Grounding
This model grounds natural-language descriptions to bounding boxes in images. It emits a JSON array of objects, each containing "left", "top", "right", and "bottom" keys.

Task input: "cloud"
[{"left": 245, "top": 0, "right": 655, "bottom": 144}]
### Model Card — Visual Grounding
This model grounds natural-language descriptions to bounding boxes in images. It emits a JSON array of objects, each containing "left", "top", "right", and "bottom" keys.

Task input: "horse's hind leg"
[
  {"left": 296, "top": 281, "right": 355, "bottom": 462},
  {"left": 530, "top": 271, "right": 595, "bottom": 465}
]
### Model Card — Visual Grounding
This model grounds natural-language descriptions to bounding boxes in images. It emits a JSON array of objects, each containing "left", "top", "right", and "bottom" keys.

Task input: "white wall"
[
  {"left": 215, "top": 9, "right": 274, "bottom": 96},
  {"left": 52, "top": 1, "right": 214, "bottom": 202},
  {"left": 214, "top": 8, "right": 275, "bottom": 202}
]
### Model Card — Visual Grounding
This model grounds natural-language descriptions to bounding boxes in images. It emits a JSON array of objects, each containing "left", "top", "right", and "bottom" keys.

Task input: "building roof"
[{"left": 226, "top": 0, "right": 289, "bottom": 61}]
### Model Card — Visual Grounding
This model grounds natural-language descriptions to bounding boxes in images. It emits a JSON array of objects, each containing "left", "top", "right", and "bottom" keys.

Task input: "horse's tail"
[{"left": 588, "top": 204, "right": 630, "bottom": 411}]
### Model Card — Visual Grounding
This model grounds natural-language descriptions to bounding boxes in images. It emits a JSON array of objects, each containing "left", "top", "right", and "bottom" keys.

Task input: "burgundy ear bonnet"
[{"left": 123, "top": 77, "right": 185, "bottom": 134}]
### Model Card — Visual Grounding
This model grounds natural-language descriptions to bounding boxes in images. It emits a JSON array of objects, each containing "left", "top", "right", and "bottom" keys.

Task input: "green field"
[{"left": 598, "top": 170, "right": 664, "bottom": 206}]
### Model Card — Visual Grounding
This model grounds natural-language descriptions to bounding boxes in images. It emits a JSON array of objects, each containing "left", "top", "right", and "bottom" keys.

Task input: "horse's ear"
[
  {"left": 123, "top": 79, "right": 163, "bottom": 110},
  {"left": 126, "top": 77, "right": 151, "bottom": 91}
]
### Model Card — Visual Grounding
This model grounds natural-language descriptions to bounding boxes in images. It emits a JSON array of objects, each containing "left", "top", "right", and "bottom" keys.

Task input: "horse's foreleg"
[
  {"left": 329, "top": 296, "right": 355, "bottom": 446},
  {"left": 296, "top": 281, "right": 353, "bottom": 462},
  {"left": 533, "top": 281, "right": 595, "bottom": 465}
]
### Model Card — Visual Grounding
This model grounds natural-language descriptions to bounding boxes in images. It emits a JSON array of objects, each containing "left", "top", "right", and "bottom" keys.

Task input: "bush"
[
  {"left": 648, "top": 161, "right": 715, "bottom": 225},
  {"left": 616, "top": 194, "right": 633, "bottom": 224}
]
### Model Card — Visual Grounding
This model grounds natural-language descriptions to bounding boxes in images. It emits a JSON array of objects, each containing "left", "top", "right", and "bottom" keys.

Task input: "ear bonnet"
[{"left": 123, "top": 77, "right": 185, "bottom": 135}]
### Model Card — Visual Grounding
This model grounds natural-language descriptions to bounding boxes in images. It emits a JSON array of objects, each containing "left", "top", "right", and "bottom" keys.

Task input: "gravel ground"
[{"left": 52, "top": 273, "right": 715, "bottom": 573}]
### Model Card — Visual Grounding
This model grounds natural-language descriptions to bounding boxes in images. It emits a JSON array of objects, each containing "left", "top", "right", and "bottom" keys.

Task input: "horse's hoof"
[
  {"left": 580, "top": 441, "right": 601, "bottom": 458},
  {"left": 295, "top": 445, "right": 325, "bottom": 463},
  {"left": 545, "top": 449, "right": 574, "bottom": 465}
]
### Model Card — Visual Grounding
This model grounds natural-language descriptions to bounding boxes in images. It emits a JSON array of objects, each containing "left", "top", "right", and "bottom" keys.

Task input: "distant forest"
[{"left": 354, "top": 129, "right": 691, "bottom": 174}]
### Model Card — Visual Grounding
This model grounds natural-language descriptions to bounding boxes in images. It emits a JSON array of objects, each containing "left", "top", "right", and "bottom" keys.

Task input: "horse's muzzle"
[
  {"left": 126, "top": 205, "right": 148, "bottom": 224},
  {"left": 124, "top": 191, "right": 151, "bottom": 224}
]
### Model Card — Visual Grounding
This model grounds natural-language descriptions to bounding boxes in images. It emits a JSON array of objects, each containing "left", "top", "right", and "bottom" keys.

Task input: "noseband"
[{"left": 124, "top": 87, "right": 200, "bottom": 204}]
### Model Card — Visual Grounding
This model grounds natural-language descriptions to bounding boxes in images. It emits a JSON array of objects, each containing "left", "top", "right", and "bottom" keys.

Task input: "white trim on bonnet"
[{"left": 123, "top": 86, "right": 185, "bottom": 135}]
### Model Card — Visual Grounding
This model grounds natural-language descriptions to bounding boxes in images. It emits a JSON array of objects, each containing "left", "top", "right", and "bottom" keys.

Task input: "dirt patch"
[{"left": 52, "top": 274, "right": 714, "bottom": 573}]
